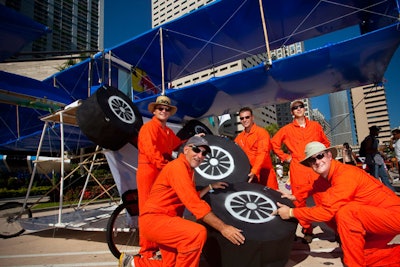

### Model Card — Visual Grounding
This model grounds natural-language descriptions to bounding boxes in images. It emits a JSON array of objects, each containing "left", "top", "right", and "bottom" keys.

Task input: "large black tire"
[
  {"left": 0, "top": 202, "right": 32, "bottom": 238},
  {"left": 107, "top": 189, "right": 139, "bottom": 259},
  {"left": 194, "top": 135, "right": 250, "bottom": 188},
  {"left": 106, "top": 200, "right": 139, "bottom": 259},
  {"left": 202, "top": 182, "right": 297, "bottom": 267},
  {"left": 176, "top": 119, "right": 213, "bottom": 140},
  {"left": 77, "top": 85, "right": 143, "bottom": 150}
]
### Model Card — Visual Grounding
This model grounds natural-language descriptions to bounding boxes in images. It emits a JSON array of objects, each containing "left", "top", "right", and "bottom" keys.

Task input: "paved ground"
[
  {"left": 1, "top": 171, "right": 399, "bottom": 267},
  {"left": 0, "top": 223, "right": 345, "bottom": 267},
  {"left": 0, "top": 192, "right": 346, "bottom": 267}
]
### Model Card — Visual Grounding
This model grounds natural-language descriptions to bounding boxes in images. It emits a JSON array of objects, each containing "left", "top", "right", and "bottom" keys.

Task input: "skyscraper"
[
  {"left": 329, "top": 90, "right": 353, "bottom": 146},
  {"left": 151, "top": 0, "right": 306, "bottom": 133},
  {"left": 351, "top": 84, "right": 391, "bottom": 145},
  {"left": 1, "top": 0, "right": 104, "bottom": 60}
]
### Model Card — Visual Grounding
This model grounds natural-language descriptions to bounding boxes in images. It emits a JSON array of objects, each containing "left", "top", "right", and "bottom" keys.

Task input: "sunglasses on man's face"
[
  {"left": 291, "top": 104, "right": 305, "bottom": 111},
  {"left": 190, "top": 145, "right": 208, "bottom": 156},
  {"left": 240, "top": 115, "right": 251, "bottom": 121},
  {"left": 156, "top": 106, "right": 171, "bottom": 112},
  {"left": 308, "top": 152, "right": 325, "bottom": 166}
]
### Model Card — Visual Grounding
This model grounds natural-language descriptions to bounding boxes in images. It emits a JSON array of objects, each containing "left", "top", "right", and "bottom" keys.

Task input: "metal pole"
[
  {"left": 258, "top": 0, "right": 272, "bottom": 67},
  {"left": 108, "top": 51, "right": 112, "bottom": 86},
  {"left": 160, "top": 28, "right": 165, "bottom": 95},
  {"left": 77, "top": 146, "right": 100, "bottom": 208},
  {"left": 23, "top": 122, "right": 48, "bottom": 211},
  {"left": 57, "top": 111, "right": 65, "bottom": 226}
]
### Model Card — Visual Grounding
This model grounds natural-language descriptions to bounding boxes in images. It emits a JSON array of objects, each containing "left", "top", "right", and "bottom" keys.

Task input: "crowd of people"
[{"left": 119, "top": 96, "right": 400, "bottom": 267}]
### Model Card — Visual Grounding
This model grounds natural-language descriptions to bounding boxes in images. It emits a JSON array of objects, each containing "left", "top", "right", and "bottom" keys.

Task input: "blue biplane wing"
[
  {"left": 1, "top": 0, "right": 400, "bottom": 152},
  {"left": 135, "top": 23, "right": 400, "bottom": 120},
  {"left": 44, "top": 0, "right": 399, "bottom": 100},
  {"left": 0, "top": 4, "right": 51, "bottom": 62},
  {"left": 0, "top": 71, "right": 94, "bottom": 152}
]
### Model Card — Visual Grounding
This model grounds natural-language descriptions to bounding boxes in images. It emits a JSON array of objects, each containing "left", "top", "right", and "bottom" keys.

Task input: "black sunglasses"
[
  {"left": 240, "top": 115, "right": 251, "bottom": 121},
  {"left": 308, "top": 152, "right": 325, "bottom": 165},
  {"left": 291, "top": 104, "right": 304, "bottom": 111},
  {"left": 156, "top": 106, "right": 171, "bottom": 112},
  {"left": 190, "top": 145, "right": 208, "bottom": 156}
]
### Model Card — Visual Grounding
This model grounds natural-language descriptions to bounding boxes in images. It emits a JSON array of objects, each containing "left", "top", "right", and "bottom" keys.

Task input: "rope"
[
  {"left": 281, "top": 0, "right": 398, "bottom": 47},
  {"left": 167, "top": 0, "right": 249, "bottom": 81}
]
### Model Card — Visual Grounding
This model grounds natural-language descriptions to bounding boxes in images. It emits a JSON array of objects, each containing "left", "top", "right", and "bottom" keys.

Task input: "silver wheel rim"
[
  {"left": 225, "top": 191, "right": 277, "bottom": 223},
  {"left": 196, "top": 145, "right": 235, "bottom": 180},
  {"left": 108, "top": 96, "right": 136, "bottom": 124}
]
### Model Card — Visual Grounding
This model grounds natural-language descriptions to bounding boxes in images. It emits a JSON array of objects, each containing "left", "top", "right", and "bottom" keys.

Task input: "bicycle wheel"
[
  {"left": 106, "top": 201, "right": 139, "bottom": 259},
  {"left": 0, "top": 202, "right": 32, "bottom": 238}
]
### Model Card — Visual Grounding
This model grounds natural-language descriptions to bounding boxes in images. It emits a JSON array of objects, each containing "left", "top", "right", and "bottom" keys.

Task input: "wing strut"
[
  {"left": 160, "top": 28, "right": 166, "bottom": 95},
  {"left": 258, "top": 0, "right": 272, "bottom": 67}
]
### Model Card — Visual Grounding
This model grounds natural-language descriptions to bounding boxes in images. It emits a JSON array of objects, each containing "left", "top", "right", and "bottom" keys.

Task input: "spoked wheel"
[
  {"left": 176, "top": 119, "right": 213, "bottom": 140},
  {"left": 77, "top": 85, "right": 143, "bottom": 150},
  {"left": 202, "top": 183, "right": 297, "bottom": 267},
  {"left": 106, "top": 201, "right": 139, "bottom": 259},
  {"left": 0, "top": 202, "right": 32, "bottom": 238},
  {"left": 195, "top": 135, "right": 250, "bottom": 188}
]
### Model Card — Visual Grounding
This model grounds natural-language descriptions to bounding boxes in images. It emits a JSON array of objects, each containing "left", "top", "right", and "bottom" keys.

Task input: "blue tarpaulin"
[{"left": 1, "top": 0, "right": 399, "bottom": 152}]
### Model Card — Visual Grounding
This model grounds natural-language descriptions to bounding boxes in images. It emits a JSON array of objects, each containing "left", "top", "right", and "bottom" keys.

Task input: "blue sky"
[{"left": 104, "top": 1, "right": 400, "bottom": 128}]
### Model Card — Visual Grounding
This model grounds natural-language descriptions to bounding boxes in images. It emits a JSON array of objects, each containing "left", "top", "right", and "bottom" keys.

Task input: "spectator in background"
[
  {"left": 276, "top": 163, "right": 284, "bottom": 183},
  {"left": 235, "top": 107, "right": 278, "bottom": 190},
  {"left": 274, "top": 141, "right": 400, "bottom": 267},
  {"left": 271, "top": 99, "right": 330, "bottom": 243},
  {"left": 342, "top": 142, "right": 357, "bottom": 165},
  {"left": 362, "top": 125, "right": 395, "bottom": 191},
  {"left": 390, "top": 128, "right": 400, "bottom": 179}
]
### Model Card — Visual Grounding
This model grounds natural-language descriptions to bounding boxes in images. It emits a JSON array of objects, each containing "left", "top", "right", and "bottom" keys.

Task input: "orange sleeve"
[
  {"left": 138, "top": 120, "right": 169, "bottom": 169},
  {"left": 272, "top": 120, "right": 330, "bottom": 162},
  {"left": 293, "top": 160, "right": 397, "bottom": 225},
  {"left": 138, "top": 117, "right": 183, "bottom": 170},
  {"left": 250, "top": 127, "right": 271, "bottom": 176},
  {"left": 169, "top": 161, "right": 212, "bottom": 219},
  {"left": 143, "top": 154, "right": 211, "bottom": 219},
  {"left": 271, "top": 125, "right": 291, "bottom": 162},
  {"left": 236, "top": 125, "right": 273, "bottom": 177}
]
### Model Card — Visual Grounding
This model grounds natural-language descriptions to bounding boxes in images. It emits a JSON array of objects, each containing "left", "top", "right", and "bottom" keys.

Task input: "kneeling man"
[{"left": 274, "top": 141, "right": 400, "bottom": 267}]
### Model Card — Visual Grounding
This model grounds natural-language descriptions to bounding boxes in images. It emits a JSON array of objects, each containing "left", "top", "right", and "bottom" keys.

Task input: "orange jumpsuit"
[
  {"left": 135, "top": 154, "right": 212, "bottom": 267},
  {"left": 137, "top": 116, "right": 183, "bottom": 257},
  {"left": 294, "top": 160, "right": 400, "bottom": 267},
  {"left": 271, "top": 118, "right": 330, "bottom": 232},
  {"left": 235, "top": 123, "right": 278, "bottom": 190}
]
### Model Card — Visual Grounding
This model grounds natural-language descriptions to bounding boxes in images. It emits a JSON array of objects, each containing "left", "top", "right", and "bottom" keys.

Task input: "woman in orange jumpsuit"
[
  {"left": 274, "top": 142, "right": 400, "bottom": 267},
  {"left": 235, "top": 107, "right": 278, "bottom": 190},
  {"left": 271, "top": 100, "right": 330, "bottom": 241},
  {"left": 136, "top": 95, "right": 184, "bottom": 258},
  {"left": 120, "top": 136, "right": 245, "bottom": 267}
]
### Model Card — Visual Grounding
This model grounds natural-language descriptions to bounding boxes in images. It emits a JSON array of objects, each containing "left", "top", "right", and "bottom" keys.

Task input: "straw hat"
[
  {"left": 148, "top": 95, "right": 177, "bottom": 116},
  {"left": 300, "top": 141, "right": 337, "bottom": 166}
]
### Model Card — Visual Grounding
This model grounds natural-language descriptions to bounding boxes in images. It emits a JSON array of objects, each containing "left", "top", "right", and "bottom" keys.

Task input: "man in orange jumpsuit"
[
  {"left": 234, "top": 107, "right": 278, "bottom": 190},
  {"left": 136, "top": 95, "right": 184, "bottom": 258},
  {"left": 274, "top": 141, "right": 400, "bottom": 267},
  {"left": 271, "top": 100, "right": 330, "bottom": 242},
  {"left": 120, "top": 136, "right": 245, "bottom": 267}
]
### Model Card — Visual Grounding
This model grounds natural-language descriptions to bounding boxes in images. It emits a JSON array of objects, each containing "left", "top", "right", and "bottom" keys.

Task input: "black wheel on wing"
[
  {"left": 106, "top": 198, "right": 139, "bottom": 259},
  {"left": 176, "top": 119, "right": 213, "bottom": 140},
  {"left": 0, "top": 202, "right": 32, "bottom": 239},
  {"left": 194, "top": 135, "right": 250, "bottom": 188},
  {"left": 202, "top": 182, "right": 297, "bottom": 267},
  {"left": 77, "top": 85, "right": 143, "bottom": 150}
]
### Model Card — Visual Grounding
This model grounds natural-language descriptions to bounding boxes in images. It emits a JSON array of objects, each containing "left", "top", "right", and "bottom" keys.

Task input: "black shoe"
[
  {"left": 335, "top": 234, "right": 341, "bottom": 245},
  {"left": 302, "top": 233, "right": 313, "bottom": 244}
]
